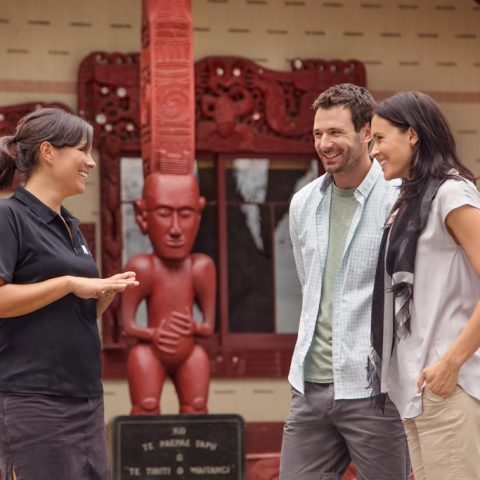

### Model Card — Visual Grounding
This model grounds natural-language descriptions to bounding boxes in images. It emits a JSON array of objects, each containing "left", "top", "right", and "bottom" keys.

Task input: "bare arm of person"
[
  {"left": 0, "top": 272, "right": 138, "bottom": 318},
  {"left": 417, "top": 204, "right": 480, "bottom": 397}
]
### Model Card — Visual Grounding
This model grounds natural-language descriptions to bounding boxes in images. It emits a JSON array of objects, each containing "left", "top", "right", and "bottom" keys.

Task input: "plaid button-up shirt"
[{"left": 288, "top": 160, "right": 399, "bottom": 399}]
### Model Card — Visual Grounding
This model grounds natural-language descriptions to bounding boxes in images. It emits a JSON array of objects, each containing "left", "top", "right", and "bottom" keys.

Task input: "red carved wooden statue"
[
  {"left": 122, "top": 0, "right": 216, "bottom": 414},
  {"left": 122, "top": 174, "right": 216, "bottom": 414}
]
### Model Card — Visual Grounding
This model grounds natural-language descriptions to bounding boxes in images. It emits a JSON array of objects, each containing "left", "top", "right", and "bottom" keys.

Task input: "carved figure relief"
[{"left": 122, "top": 174, "right": 216, "bottom": 414}]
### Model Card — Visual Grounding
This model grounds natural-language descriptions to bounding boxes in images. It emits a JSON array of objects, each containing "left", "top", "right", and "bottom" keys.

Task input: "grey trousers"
[{"left": 280, "top": 383, "right": 410, "bottom": 480}]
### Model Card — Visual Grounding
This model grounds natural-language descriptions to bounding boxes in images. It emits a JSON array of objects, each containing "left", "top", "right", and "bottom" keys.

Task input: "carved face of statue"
[{"left": 137, "top": 174, "right": 205, "bottom": 261}]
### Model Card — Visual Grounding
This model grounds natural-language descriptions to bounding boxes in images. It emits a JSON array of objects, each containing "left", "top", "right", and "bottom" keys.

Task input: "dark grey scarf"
[{"left": 367, "top": 178, "right": 444, "bottom": 409}]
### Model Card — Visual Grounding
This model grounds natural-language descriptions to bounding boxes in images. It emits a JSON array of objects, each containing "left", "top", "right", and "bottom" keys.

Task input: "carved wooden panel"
[
  {"left": 0, "top": 102, "right": 71, "bottom": 136},
  {"left": 78, "top": 52, "right": 140, "bottom": 152},
  {"left": 77, "top": 52, "right": 367, "bottom": 374},
  {"left": 291, "top": 58, "right": 366, "bottom": 86},
  {"left": 195, "top": 57, "right": 366, "bottom": 154},
  {"left": 78, "top": 52, "right": 140, "bottom": 347},
  {"left": 140, "top": 0, "right": 194, "bottom": 176}
]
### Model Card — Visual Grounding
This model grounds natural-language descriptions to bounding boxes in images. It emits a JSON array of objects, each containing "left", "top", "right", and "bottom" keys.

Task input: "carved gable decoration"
[
  {"left": 78, "top": 52, "right": 141, "bottom": 153},
  {"left": 76, "top": 53, "right": 366, "bottom": 356},
  {"left": 195, "top": 57, "right": 366, "bottom": 153},
  {"left": 78, "top": 54, "right": 366, "bottom": 156}
]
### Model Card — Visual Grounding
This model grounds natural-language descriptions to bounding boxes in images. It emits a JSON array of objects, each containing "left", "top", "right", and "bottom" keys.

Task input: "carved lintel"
[
  {"left": 194, "top": 57, "right": 366, "bottom": 153},
  {"left": 78, "top": 53, "right": 366, "bottom": 159}
]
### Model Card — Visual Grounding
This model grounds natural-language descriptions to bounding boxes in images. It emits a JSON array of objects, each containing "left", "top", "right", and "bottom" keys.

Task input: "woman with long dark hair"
[
  {"left": 368, "top": 91, "right": 480, "bottom": 480},
  {"left": 0, "top": 108, "right": 138, "bottom": 479}
]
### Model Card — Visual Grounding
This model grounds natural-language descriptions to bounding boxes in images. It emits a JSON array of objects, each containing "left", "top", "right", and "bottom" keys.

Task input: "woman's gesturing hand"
[{"left": 69, "top": 271, "right": 139, "bottom": 299}]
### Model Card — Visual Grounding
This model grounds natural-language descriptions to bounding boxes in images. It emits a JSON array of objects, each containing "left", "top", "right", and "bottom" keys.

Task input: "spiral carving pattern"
[{"left": 158, "top": 87, "right": 189, "bottom": 119}]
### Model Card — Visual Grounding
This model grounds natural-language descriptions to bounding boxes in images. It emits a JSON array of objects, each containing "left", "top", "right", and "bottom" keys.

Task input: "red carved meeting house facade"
[
  {"left": 0, "top": 3, "right": 368, "bottom": 477},
  {"left": 76, "top": 51, "right": 366, "bottom": 379},
  {"left": 0, "top": 54, "right": 367, "bottom": 380},
  {"left": 0, "top": 53, "right": 366, "bottom": 480}
]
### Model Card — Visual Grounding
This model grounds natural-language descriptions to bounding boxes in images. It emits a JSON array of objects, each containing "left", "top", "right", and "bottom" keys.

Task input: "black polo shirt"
[{"left": 0, "top": 187, "right": 102, "bottom": 397}]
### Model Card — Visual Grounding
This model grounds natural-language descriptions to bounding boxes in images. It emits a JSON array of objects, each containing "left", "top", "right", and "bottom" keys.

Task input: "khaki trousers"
[{"left": 404, "top": 386, "right": 480, "bottom": 480}]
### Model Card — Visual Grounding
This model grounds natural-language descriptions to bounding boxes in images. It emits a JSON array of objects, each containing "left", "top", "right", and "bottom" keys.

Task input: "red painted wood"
[
  {"left": 195, "top": 57, "right": 365, "bottom": 154},
  {"left": 79, "top": 223, "right": 96, "bottom": 260},
  {"left": 78, "top": 52, "right": 140, "bottom": 348},
  {"left": 77, "top": 53, "right": 367, "bottom": 378},
  {"left": 0, "top": 102, "right": 72, "bottom": 137},
  {"left": 140, "top": 0, "right": 194, "bottom": 176}
]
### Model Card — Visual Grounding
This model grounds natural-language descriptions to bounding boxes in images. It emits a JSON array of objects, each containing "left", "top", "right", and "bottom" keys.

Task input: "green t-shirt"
[{"left": 304, "top": 183, "right": 357, "bottom": 383}]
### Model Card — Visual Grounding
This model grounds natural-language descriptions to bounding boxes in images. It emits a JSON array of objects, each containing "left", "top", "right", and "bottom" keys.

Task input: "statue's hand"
[
  {"left": 170, "top": 308, "right": 196, "bottom": 336},
  {"left": 152, "top": 319, "right": 181, "bottom": 354}
]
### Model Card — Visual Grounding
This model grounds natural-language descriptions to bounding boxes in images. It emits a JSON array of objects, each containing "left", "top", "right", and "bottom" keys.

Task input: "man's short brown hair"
[{"left": 312, "top": 83, "right": 376, "bottom": 132}]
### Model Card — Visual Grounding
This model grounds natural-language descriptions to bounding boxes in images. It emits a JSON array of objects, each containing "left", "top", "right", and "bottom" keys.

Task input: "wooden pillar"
[{"left": 140, "top": 0, "right": 194, "bottom": 176}]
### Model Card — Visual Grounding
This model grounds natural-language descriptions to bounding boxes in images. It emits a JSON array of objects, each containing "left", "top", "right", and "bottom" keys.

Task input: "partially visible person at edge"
[
  {"left": 0, "top": 108, "right": 139, "bottom": 480},
  {"left": 280, "top": 83, "right": 409, "bottom": 480},
  {"left": 369, "top": 91, "right": 480, "bottom": 480}
]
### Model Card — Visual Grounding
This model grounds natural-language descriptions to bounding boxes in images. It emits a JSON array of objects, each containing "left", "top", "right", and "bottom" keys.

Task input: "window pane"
[
  {"left": 225, "top": 157, "right": 318, "bottom": 334},
  {"left": 193, "top": 158, "right": 218, "bottom": 262},
  {"left": 120, "top": 157, "right": 151, "bottom": 328},
  {"left": 195, "top": 158, "right": 216, "bottom": 202},
  {"left": 120, "top": 159, "right": 153, "bottom": 266},
  {"left": 226, "top": 158, "right": 318, "bottom": 202},
  {"left": 227, "top": 204, "right": 274, "bottom": 333}
]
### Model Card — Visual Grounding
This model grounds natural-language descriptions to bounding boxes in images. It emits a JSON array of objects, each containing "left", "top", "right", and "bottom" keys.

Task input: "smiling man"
[{"left": 280, "top": 84, "right": 409, "bottom": 479}]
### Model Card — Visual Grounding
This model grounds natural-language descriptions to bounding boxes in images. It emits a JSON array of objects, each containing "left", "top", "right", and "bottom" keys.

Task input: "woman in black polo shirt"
[{"left": 0, "top": 108, "right": 138, "bottom": 480}]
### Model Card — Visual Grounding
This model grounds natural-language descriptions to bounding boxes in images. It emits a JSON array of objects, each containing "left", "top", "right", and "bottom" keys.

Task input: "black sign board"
[{"left": 111, "top": 414, "right": 245, "bottom": 480}]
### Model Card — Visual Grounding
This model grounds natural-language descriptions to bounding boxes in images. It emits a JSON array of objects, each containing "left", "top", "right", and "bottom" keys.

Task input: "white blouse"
[{"left": 387, "top": 178, "right": 480, "bottom": 419}]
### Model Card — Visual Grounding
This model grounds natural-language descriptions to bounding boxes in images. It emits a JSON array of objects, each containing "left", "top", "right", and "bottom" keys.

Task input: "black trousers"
[{"left": 0, "top": 393, "right": 110, "bottom": 480}]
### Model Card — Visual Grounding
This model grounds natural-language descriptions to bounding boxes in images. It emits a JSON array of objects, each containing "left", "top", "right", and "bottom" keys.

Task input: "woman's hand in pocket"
[{"left": 417, "top": 358, "right": 459, "bottom": 399}]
